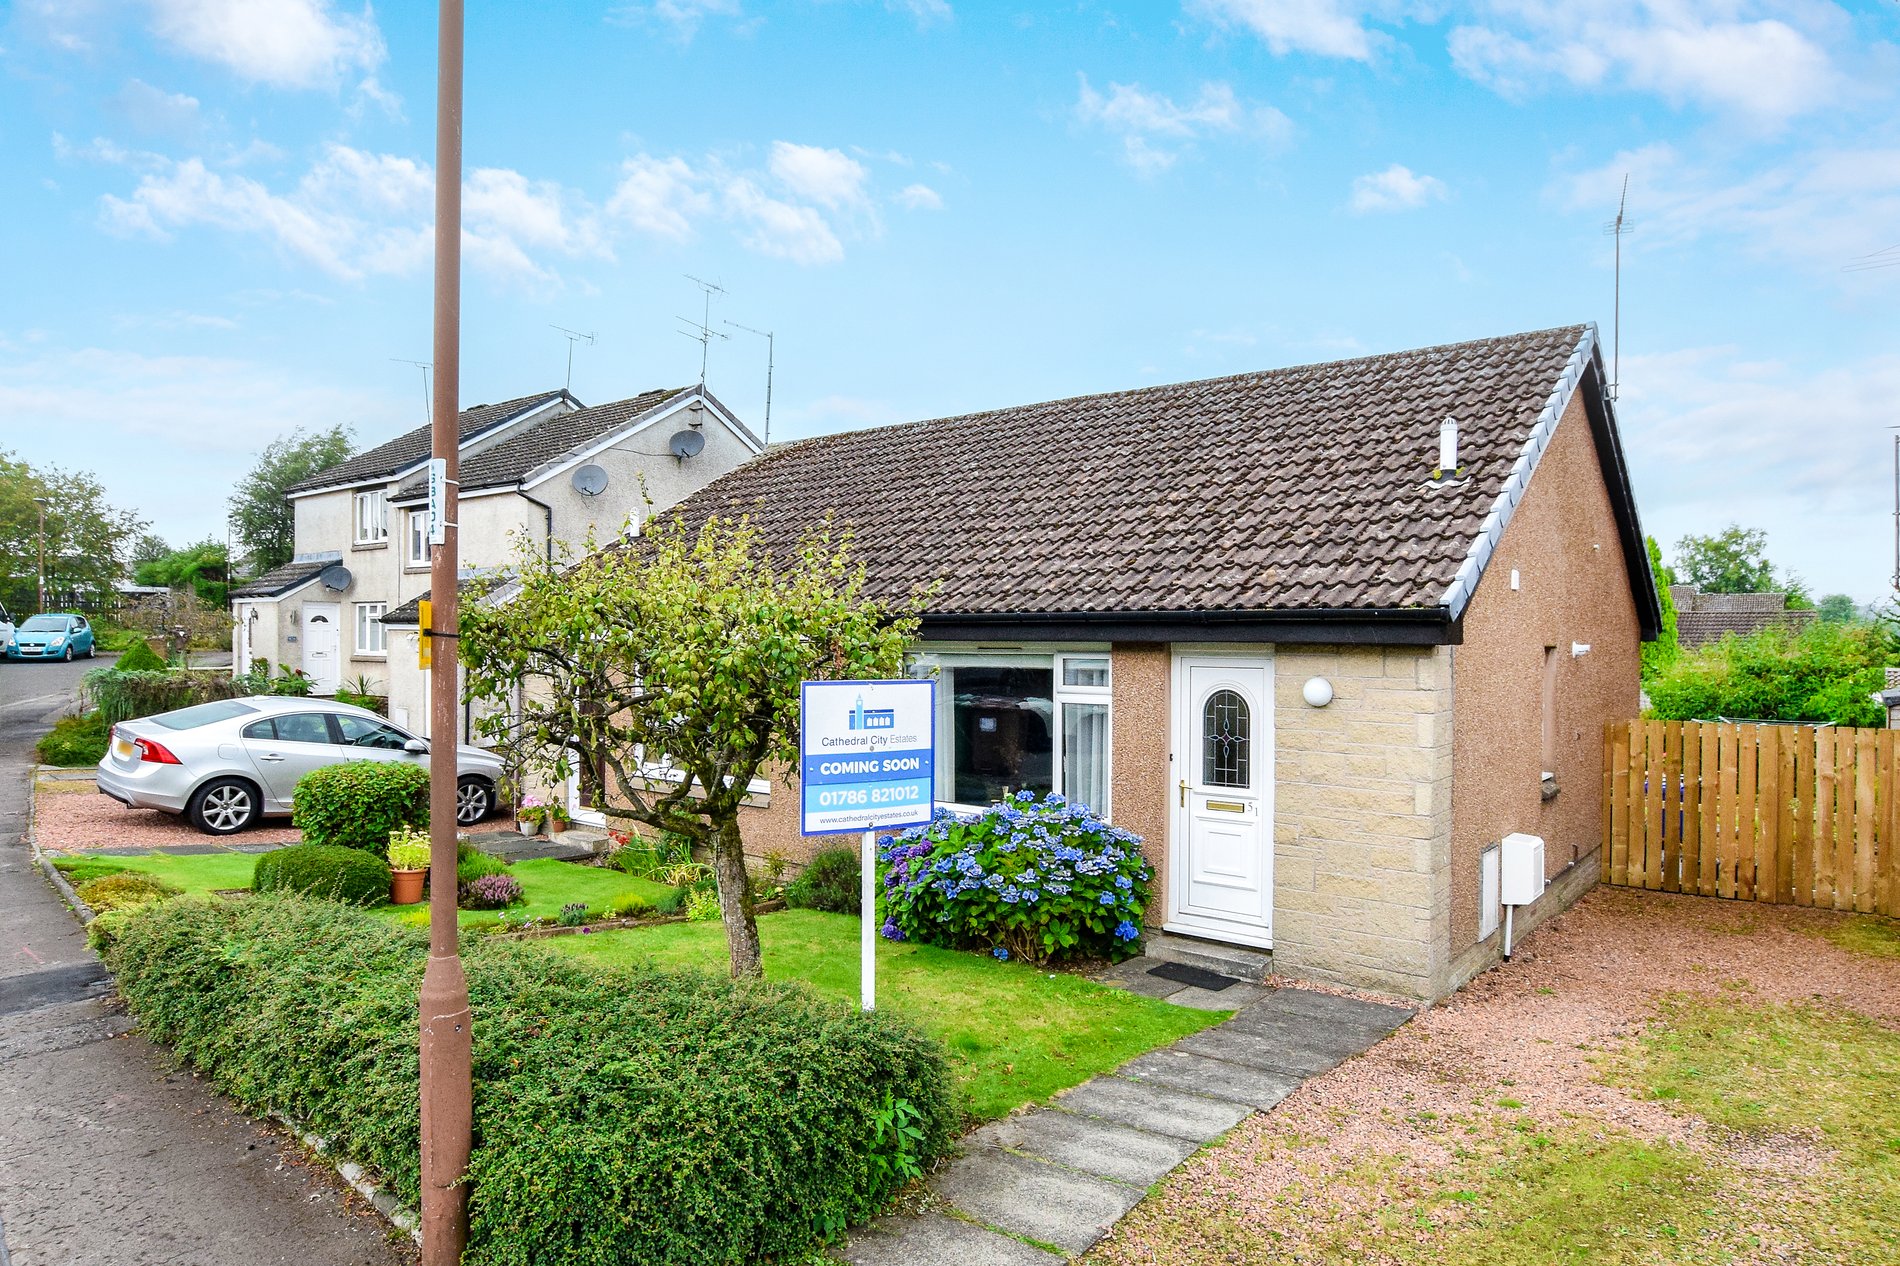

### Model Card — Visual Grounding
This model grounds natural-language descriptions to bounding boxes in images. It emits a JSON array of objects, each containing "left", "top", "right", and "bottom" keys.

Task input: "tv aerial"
[
  {"left": 678, "top": 275, "right": 729, "bottom": 387},
  {"left": 550, "top": 325, "right": 594, "bottom": 393}
]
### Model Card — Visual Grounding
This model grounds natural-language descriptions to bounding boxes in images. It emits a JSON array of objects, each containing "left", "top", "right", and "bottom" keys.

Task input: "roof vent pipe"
[{"left": 1438, "top": 416, "right": 1458, "bottom": 477}]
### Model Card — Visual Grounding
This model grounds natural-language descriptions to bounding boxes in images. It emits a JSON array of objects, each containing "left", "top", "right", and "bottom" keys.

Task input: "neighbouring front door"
[
  {"left": 302, "top": 603, "right": 341, "bottom": 695},
  {"left": 1168, "top": 655, "right": 1273, "bottom": 947}
]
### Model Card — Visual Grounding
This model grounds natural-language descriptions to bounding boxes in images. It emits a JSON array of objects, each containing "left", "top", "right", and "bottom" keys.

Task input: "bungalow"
[{"left": 646, "top": 324, "right": 1658, "bottom": 1001}]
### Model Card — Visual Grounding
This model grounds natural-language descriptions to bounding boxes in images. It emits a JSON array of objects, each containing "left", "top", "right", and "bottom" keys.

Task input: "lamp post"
[
  {"left": 418, "top": 2, "right": 472, "bottom": 1263},
  {"left": 33, "top": 496, "right": 49, "bottom": 612}
]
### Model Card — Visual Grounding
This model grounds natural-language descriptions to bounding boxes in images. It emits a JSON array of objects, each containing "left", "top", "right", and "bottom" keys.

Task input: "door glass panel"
[
  {"left": 1061, "top": 701, "right": 1109, "bottom": 814},
  {"left": 273, "top": 713, "right": 334, "bottom": 745},
  {"left": 336, "top": 715, "right": 410, "bottom": 749},
  {"left": 1201, "top": 689, "right": 1251, "bottom": 788},
  {"left": 950, "top": 666, "right": 1053, "bottom": 804}
]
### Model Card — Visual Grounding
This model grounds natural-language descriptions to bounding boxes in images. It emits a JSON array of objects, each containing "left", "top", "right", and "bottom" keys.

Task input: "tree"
[
  {"left": 1817, "top": 593, "right": 1861, "bottom": 624},
  {"left": 1640, "top": 534, "right": 1679, "bottom": 679},
  {"left": 130, "top": 533, "right": 173, "bottom": 570},
  {"left": 1645, "top": 619, "right": 1896, "bottom": 726},
  {"left": 0, "top": 449, "right": 146, "bottom": 616},
  {"left": 123, "top": 587, "right": 231, "bottom": 661},
  {"left": 460, "top": 516, "right": 925, "bottom": 979},
  {"left": 1673, "top": 524, "right": 1803, "bottom": 598},
  {"left": 229, "top": 425, "right": 354, "bottom": 575},
  {"left": 136, "top": 538, "right": 231, "bottom": 608}
]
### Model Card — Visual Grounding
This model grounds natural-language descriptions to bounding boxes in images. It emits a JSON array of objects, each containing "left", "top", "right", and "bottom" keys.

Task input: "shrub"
[
  {"left": 785, "top": 847, "right": 862, "bottom": 914},
  {"left": 83, "top": 667, "right": 245, "bottom": 725},
  {"left": 102, "top": 896, "right": 956, "bottom": 1265},
  {"left": 113, "top": 639, "right": 168, "bottom": 672},
  {"left": 460, "top": 873, "right": 523, "bottom": 910},
  {"left": 558, "top": 901, "right": 589, "bottom": 927},
  {"left": 36, "top": 710, "right": 110, "bottom": 766},
  {"left": 292, "top": 761, "right": 429, "bottom": 852},
  {"left": 457, "top": 840, "right": 510, "bottom": 887},
  {"left": 684, "top": 887, "right": 723, "bottom": 922},
  {"left": 86, "top": 907, "right": 140, "bottom": 951},
  {"left": 881, "top": 792, "right": 1152, "bottom": 964},
  {"left": 650, "top": 886, "right": 687, "bottom": 916},
  {"left": 75, "top": 871, "right": 182, "bottom": 912},
  {"left": 253, "top": 844, "right": 391, "bottom": 906},
  {"left": 603, "top": 894, "right": 653, "bottom": 920},
  {"left": 1646, "top": 620, "right": 1897, "bottom": 726}
]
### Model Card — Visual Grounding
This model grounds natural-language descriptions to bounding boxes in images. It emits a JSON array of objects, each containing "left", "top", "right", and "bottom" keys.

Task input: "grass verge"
[
  {"left": 1820, "top": 914, "right": 1900, "bottom": 960},
  {"left": 552, "top": 909, "right": 1223, "bottom": 1120}
]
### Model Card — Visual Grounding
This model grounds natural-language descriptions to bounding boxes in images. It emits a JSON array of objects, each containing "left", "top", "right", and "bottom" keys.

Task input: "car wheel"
[
  {"left": 188, "top": 778, "right": 260, "bottom": 835},
  {"left": 455, "top": 776, "right": 494, "bottom": 826},
  {"left": 86, "top": 643, "right": 96, "bottom": 658},
  {"left": 61, "top": 646, "right": 73, "bottom": 662}
]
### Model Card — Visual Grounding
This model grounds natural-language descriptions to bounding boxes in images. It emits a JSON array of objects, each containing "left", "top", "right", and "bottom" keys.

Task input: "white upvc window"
[
  {"left": 354, "top": 489, "right": 388, "bottom": 544},
  {"left": 354, "top": 602, "right": 388, "bottom": 656},
  {"left": 405, "top": 509, "right": 430, "bottom": 567},
  {"left": 914, "top": 647, "right": 1114, "bottom": 818}
]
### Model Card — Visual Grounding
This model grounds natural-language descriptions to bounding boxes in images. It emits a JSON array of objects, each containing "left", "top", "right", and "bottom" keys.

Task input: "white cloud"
[
  {"left": 606, "top": 155, "right": 714, "bottom": 242},
  {"left": 609, "top": 0, "right": 743, "bottom": 38},
  {"left": 768, "top": 142, "right": 869, "bottom": 209},
  {"left": 887, "top": 0, "right": 952, "bottom": 24},
  {"left": 142, "top": 0, "right": 386, "bottom": 90},
  {"left": 97, "top": 144, "right": 603, "bottom": 283},
  {"left": 723, "top": 176, "right": 845, "bottom": 264},
  {"left": 1188, "top": 0, "right": 1375, "bottom": 60},
  {"left": 1556, "top": 142, "right": 1900, "bottom": 276},
  {"left": 895, "top": 183, "right": 943, "bottom": 211},
  {"left": 1617, "top": 344, "right": 1900, "bottom": 601},
  {"left": 1076, "top": 75, "right": 1292, "bottom": 174},
  {"left": 1449, "top": 2, "right": 1840, "bottom": 126},
  {"left": 110, "top": 79, "right": 201, "bottom": 139},
  {"left": 1349, "top": 163, "right": 1447, "bottom": 212}
]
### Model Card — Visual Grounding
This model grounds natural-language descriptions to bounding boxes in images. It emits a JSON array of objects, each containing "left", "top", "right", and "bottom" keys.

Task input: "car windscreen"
[
  {"left": 149, "top": 700, "right": 261, "bottom": 730},
  {"left": 19, "top": 616, "right": 67, "bottom": 631}
]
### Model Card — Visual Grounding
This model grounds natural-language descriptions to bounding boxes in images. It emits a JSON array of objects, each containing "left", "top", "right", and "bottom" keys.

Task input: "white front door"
[
  {"left": 1167, "top": 654, "right": 1273, "bottom": 947},
  {"left": 302, "top": 603, "right": 341, "bottom": 695}
]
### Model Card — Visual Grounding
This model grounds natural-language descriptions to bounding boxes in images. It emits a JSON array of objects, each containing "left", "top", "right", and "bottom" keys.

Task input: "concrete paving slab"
[
  {"left": 1166, "top": 983, "right": 1263, "bottom": 1010},
  {"left": 1055, "top": 1075, "right": 1252, "bottom": 1142},
  {"left": 1174, "top": 1024, "right": 1355, "bottom": 1077},
  {"left": 148, "top": 843, "right": 231, "bottom": 856},
  {"left": 840, "top": 1212, "right": 1063, "bottom": 1266},
  {"left": 970, "top": 1107, "right": 1199, "bottom": 1187},
  {"left": 932, "top": 1149, "right": 1145, "bottom": 1255},
  {"left": 1219, "top": 1006, "right": 1398, "bottom": 1054},
  {"left": 1259, "top": 987, "right": 1414, "bottom": 1031},
  {"left": 1115, "top": 1048, "right": 1305, "bottom": 1110},
  {"left": 1102, "top": 971, "right": 1188, "bottom": 1000}
]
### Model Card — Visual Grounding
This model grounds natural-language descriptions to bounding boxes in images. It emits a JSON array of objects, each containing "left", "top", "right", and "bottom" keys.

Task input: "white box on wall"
[
  {"left": 1479, "top": 845, "right": 1501, "bottom": 940},
  {"left": 1500, "top": 832, "right": 1546, "bottom": 906}
]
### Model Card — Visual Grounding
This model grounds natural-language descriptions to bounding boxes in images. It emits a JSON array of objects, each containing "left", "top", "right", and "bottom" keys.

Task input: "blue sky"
[{"left": 3, "top": 0, "right": 1896, "bottom": 601}]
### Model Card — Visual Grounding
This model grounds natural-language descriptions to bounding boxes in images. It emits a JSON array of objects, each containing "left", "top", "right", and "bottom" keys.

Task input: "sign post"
[{"left": 799, "top": 679, "right": 935, "bottom": 1010}]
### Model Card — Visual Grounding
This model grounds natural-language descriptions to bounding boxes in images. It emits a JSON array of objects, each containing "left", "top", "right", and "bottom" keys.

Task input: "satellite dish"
[
  {"left": 571, "top": 463, "right": 609, "bottom": 497},
  {"left": 319, "top": 564, "right": 353, "bottom": 592},
  {"left": 668, "top": 429, "right": 706, "bottom": 459}
]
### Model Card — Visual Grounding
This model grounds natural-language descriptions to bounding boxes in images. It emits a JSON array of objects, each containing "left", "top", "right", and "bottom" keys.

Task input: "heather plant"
[
  {"left": 880, "top": 791, "right": 1150, "bottom": 964},
  {"left": 558, "top": 901, "right": 589, "bottom": 927},
  {"left": 461, "top": 873, "right": 524, "bottom": 911}
]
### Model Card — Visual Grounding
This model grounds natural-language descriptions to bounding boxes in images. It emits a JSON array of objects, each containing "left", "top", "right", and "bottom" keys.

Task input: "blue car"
[{"left": 7, "top": 612, "right": 96, "bottom": 662}]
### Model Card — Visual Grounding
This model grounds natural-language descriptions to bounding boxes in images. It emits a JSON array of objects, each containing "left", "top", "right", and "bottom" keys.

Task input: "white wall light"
[
  {"left": 1302, "top": 676, "right": 1334, "bottom": 707},
  {"left": 1571, "top": 642, "right": 1591, "bottom": 657}
]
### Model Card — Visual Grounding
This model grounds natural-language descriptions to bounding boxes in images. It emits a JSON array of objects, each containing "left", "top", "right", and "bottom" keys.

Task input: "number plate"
[{"left": 112, "top": 736, "right": 134, "bottom": 760}]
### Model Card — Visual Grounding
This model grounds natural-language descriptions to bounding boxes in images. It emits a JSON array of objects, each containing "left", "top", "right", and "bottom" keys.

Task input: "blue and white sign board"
[{"left": 799, "top": 679, "right": 936, "bottom": 836}]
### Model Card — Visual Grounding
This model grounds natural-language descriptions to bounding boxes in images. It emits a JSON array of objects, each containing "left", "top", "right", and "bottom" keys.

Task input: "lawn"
[
  {"left": 552, "top": 908, "right": 1224, "bottom": 1121},
  {"left": 71, "top": 852, "right": 674, "bottom": 927}
]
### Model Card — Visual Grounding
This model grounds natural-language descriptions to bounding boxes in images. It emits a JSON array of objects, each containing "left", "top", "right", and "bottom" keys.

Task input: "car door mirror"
[{"left": 404, "top": 738, "right": 429, "bottom": 754}]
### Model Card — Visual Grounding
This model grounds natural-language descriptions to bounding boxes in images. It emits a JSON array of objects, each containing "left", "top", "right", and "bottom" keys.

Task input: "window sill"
[
  {"left": 352, "top": 541, "right": 389, "bottom": 551},
  {"left": 403, "top": 562, "right": 430, "bottom": 572},
  {"left": 351, "top": 652, "right": 389, "bottom": 662}
]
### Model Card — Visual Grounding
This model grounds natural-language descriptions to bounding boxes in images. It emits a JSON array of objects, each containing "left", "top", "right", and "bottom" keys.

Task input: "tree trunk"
[{"left": 711, "top": 813, "right": 763, "bottom": 979}]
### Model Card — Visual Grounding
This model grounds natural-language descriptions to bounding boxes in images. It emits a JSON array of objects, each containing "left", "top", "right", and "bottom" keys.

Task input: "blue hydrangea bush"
[{"left": 879, "top": 791, "right": 1150, "bottom": 964}]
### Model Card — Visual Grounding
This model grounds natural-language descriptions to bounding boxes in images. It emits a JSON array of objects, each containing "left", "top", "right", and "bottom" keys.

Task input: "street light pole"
[
  {"left": 419, "top": 2, "right": 471, "bottom": 1263},
  {"left": 33, "top": 497, "right": 48, "bottom": 611}
]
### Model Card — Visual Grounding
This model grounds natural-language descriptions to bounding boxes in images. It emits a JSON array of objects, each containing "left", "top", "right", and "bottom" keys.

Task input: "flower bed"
[{"left": 880, "top": 791, "right": 1151, "bottom": 964}]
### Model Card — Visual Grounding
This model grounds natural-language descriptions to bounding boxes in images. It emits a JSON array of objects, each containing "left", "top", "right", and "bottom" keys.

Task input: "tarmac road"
[{"left": 0, "top": 656, "right": 410, "bottom": 1266}]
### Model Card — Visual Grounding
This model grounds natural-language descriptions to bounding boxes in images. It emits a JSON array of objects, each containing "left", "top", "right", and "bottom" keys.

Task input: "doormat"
[{"left": 1146, "top": 961, "right": 1240, "bottom": 991}]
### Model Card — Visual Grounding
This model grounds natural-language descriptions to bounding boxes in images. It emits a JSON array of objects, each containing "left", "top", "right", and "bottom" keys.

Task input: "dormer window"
[{"left": 354, "top": 489, "right": 388, "bottom": 545}]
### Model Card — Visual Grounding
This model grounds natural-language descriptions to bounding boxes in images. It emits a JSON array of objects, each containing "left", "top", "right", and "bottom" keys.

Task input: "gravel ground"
[
  {"left": 33, "top": 782, "right": 301, "bottom": 850},
  {"left": 1088, "top": 887, "right": 1900, "bottom": 1265}
]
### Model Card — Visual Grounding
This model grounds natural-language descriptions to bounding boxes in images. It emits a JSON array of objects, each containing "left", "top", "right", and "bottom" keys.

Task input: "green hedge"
[
  {"left": 104, "top": 898, "right": 956, "bottom": 1265},
  {"left": 35, "top": 710, "right": 110, "bottom": 766},
  {"left": 253, "top": 844, "right": 392, "bottom": 905},
  {"left": 291, "top": 761, "right": 429, "bottom": 852},
  {"left": 83, "top": 667, "right": 246, "bottom": 725},
  {"left": 786, "top": 846, "right": 861, "bottom": 914}
]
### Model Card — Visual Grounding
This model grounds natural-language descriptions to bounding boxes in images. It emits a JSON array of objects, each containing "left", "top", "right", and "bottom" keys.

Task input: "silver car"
[{"left": 97, "top": 696, "right": 506, "bottom": 835}]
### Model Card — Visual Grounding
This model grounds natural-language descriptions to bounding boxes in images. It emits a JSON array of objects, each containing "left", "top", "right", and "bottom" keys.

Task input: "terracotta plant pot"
[{"left": 390, "top": 867, "right": 427, "bottom": 905}]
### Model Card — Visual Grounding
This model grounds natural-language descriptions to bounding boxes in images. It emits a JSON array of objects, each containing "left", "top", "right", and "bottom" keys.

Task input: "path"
[
  {"left": 0, "top": 657, "right": 409, "bottom": 1266},
  {"left": 842, "top": 962, "right": 1412, "bottom": 1263}
]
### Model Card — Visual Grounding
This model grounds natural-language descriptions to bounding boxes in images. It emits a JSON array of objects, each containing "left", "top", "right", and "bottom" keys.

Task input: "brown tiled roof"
[
  {"left": 231, "top": 558, "right": 330, "bottom": 599},
  {"left": 659, "top": 325, "right": 1621, "bottom": 623},
  {"left": 286, "top": 390, "right": 571, "bottom": 494},
  {"left": 390, "top": 387, "right": 690, "bottom": 499},
  {"left": 1677, "top": 609, "right": 1817, "bottom": 649}
]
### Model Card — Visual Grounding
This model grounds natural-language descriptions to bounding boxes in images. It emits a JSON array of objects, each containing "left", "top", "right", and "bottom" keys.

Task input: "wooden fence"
[{"left": 1603, "top": 720, "right": 1898, "bottom": 915}]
